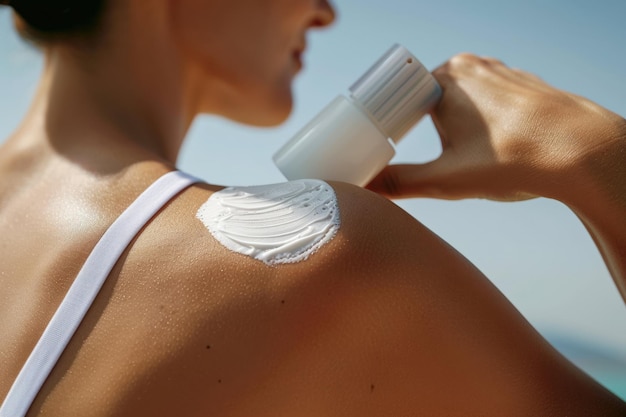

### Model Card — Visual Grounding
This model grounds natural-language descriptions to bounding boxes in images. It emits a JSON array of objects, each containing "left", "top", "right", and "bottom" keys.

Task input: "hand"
[{"left": 367, "top": 53, "right": 626, "bottom": 203}]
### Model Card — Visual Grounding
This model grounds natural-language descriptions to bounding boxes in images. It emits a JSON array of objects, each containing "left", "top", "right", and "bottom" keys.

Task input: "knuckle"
[
  {"left": 451, "top": 52, "right": 480, "bottom": 65},
  {"left": 446, "top": 52, "right": 480, "bottom": 70},
  {"left": 439, "top": 53, "right": 490, "bottom": 78},
  {"left": 480, "top": 56, "right": 505, "bottom": 67},
  {"left": 434, "top": 53, "right": 479, "bottom": 79}
]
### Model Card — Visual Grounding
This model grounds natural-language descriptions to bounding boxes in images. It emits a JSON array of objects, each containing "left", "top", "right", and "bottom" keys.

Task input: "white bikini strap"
[{"left": 0, "top": 170, "right": 200, "bottom": 417}]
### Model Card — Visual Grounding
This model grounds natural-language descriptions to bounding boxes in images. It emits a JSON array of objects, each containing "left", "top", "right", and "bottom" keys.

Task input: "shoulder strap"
[{"left": 0, "top": 170, "right": 200, "bottom": 417}]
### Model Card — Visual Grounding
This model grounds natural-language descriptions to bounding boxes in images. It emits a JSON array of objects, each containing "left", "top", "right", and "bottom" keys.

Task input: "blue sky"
[{"left": 1, "top": 0, "right": 625, "bottom": 397}]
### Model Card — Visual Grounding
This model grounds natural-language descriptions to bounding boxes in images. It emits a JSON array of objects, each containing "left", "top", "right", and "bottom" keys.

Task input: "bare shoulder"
[{"left": 104, "top": 180, "right": 625, "bottom": 416}]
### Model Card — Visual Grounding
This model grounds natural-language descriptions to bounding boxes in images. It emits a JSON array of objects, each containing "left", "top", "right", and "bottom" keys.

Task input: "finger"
[
  {"left": 430, "top": 106, "right": 451, "bottom": 150},
  {"left": 366, "top": 161, "right": 452, "bottom": 200},
  {"left": 479, "top": 55, "right": 546, "bottom": 86},
  {"left": 431, "top": 53, "right": 480, "bottom": 89},
  {"left": 479, "top": 56, "right": 507, "bottom": 68}
]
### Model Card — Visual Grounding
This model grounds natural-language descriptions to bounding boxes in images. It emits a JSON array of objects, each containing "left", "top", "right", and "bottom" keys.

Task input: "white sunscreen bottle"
[{"left": 273, "top": 44, "right": 442, "bottom": 187}]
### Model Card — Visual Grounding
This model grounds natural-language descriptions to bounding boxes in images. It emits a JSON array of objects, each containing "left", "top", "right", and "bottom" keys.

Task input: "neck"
[{"left": 11, "top": 24, "right": 196, "bottom": 173}]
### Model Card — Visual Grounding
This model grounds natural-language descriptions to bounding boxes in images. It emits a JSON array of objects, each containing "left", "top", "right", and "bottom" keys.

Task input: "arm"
[
  {"left": 563, "top": 124, "right": 626, "bottom": 297},
  {"left": 367, "top": 53, "right": 626, "bottom": 298}
]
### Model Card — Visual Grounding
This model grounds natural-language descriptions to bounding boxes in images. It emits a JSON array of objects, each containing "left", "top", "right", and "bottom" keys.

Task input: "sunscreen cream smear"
[{"left": 196, "top": 180, "right": 340, "bottom": 265}]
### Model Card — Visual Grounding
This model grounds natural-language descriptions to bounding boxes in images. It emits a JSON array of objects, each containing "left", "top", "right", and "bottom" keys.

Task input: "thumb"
[{"left": 366, "top": 159, "right": 452, "bottom": 200}]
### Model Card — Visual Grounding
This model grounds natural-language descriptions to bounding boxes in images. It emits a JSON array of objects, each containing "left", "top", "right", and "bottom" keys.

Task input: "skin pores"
[{"left": 196, "top": 179, "right": 340, "bottom": 265}]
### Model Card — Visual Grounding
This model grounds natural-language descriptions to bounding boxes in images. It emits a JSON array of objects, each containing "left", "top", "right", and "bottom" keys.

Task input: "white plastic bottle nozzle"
[{"left": 273, "top": 44, "right": 442, "bottom": 187}]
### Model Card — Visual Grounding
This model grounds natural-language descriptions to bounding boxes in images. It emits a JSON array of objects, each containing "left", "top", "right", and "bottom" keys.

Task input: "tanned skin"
[{"left": 1, "top": 1, "right": 625, "bottom": 415}]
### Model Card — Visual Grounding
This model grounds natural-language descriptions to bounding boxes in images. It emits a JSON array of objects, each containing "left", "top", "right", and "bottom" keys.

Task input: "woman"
[{"left": 0, "top": 0, "right": 624, "bottom": 416}]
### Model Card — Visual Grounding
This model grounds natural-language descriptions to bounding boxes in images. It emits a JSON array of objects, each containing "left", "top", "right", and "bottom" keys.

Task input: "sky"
[{"left": 1, "top": 0, "right": 626, "bottom": 397}]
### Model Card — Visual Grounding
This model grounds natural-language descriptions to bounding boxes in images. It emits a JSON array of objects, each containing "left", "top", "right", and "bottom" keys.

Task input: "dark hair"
[{"left": 1, "top": 0, "right": 106, "bottom": 44}]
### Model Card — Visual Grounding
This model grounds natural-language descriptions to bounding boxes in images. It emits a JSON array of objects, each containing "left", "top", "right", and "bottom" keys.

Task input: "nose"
[{"left": 310, "top": 0, "right": 336, "bottom": 28}]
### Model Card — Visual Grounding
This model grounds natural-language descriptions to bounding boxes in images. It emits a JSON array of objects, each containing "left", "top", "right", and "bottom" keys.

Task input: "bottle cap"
[{"left": 349, "top": 44, "right": 441, "bottom": 143}]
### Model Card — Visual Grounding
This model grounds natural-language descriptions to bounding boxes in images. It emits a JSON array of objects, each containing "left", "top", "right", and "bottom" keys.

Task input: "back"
[{"left": 0, "top": 154, "right": 229, "bottom": 415}]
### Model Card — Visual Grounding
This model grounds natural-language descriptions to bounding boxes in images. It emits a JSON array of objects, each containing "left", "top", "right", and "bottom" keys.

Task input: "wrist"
[
  {"left": 561, "top": 117, "right": 626, "bottom": 295},
  {"left": 559, "top": 117, "right": 626, "bottom": 217}
]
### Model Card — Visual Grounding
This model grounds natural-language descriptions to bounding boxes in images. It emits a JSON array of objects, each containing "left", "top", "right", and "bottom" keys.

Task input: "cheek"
[
  {"left": 170, "top": 3, "right": 241, "bottom": 72},
  {"left": 172, "top": 5, "right": 274, "bottom": 83},
  {"left": 169, "top": 0, "right": 298, "bottom": 124}
]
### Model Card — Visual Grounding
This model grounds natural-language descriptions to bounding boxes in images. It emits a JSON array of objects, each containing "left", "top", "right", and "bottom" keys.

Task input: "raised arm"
[{"left": 367, "top": 53, "right": 626, "bottom": 298}]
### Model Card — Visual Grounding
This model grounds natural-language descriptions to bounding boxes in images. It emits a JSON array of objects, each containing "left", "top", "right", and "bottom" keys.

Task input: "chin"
[
  {"left": 203, "top": 74, "right": 296, "bottom": 127},
  {"left": 231, "top": 89, "right": 294, "bottom": 127},
  {"left": 254, "top": 106, "right": 293, "bottom": 127}
]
